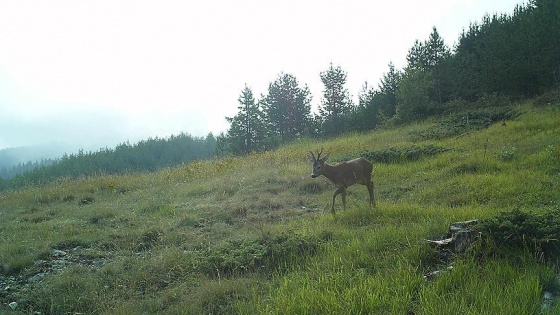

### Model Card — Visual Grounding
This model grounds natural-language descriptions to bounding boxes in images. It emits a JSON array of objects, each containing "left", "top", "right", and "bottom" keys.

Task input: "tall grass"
[{"left": 1, "top": 102, "right": 559, "bottom": 314}]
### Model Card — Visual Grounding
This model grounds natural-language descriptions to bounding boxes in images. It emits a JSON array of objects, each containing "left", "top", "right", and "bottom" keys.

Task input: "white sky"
[{"left": 0, "top": 0, "right": 523, "bottom": 151}]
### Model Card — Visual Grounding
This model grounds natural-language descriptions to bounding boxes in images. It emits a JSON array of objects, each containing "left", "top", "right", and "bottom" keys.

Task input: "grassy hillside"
[{"left": 1, "top": 101, "right": 559, "bottom": 314}]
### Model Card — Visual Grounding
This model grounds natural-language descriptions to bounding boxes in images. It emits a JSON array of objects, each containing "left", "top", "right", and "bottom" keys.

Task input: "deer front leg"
[
  {"left": 367, "top": 181, "right": 375, "bottom": 206},
  {"left": 332, "top": 186, "right": 346, "bottom": 214}
]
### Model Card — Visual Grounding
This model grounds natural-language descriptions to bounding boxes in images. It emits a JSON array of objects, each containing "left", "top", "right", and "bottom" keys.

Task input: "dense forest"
[
  {"left": 1, "top": 0, "right": 558, "bottom": 191},
  {"left": 0, "top": 158, "right": 57, "bottom": 180},
  {"left": 222, "top": 0, "right": 559, "bottom": 154},
  {"left": 0, "top": 134, "right": 215, "bottom": 191}
]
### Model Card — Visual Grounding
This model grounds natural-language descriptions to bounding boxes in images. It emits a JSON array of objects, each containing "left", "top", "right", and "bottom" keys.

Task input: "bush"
[
  {"left": 342, "top": 145, "right": 449, "bottom": 164},
  {"left": 200, "top": 232, "right": 325, "bottom": 277},
  {"left": 475, "top": 208, "right": 560, "bottom": 261},
  {"left": 413, "top": 106, "right": 519, "bottom": 140},
  {"left": 497, "top": 147, "right": 517, "bottom": 161}
]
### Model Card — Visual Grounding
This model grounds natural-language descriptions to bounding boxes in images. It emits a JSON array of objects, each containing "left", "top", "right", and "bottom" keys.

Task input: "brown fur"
[{"left": 308, "top": 150, "right": 375, "bottom": 213}]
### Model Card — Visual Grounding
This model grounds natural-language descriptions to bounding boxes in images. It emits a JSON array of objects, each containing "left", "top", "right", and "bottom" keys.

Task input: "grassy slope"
[{"left": 1, "top": 102, "right": 559, "bottom": 314}]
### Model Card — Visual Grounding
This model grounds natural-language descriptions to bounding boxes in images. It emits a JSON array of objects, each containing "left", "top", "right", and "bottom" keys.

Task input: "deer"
[{"left": 308, "top": 148, "right": 375, "bottom": 213}]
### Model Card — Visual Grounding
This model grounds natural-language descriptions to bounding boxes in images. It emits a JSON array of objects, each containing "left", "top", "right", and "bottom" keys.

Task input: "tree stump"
[
  {"left": 425, "top": 220, "right": 479, "bottom": 254},
  {"left": 424, "top": 220, "right": 480, "bottom": 280}
]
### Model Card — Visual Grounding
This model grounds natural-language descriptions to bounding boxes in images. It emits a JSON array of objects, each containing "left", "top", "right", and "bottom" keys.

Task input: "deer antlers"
[{"left": 309, "top": 148, "right": 329, "bottom": 162}]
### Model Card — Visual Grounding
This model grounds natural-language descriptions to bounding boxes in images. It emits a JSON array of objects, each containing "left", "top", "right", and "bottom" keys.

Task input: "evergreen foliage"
[
  {"left": 318, "top": 63, "right": 354, "bottom": 136},
  {"left": 262, "top": 73, "right": 313, "bottom": 142},
  {"left": 450, "top": 0, "right": 560, "bottom": 100},
  {"left": 476, "top": 208, "right": 560, "bottom": 260},
  {"left": 218, "top": 0, "right": 558, "bottom": 149},
  {"left": 2, "top": 133, "right": 216, "bottom": 191},
  {"left": 225, "top": 85, "right": 267, "bottom": 155}
]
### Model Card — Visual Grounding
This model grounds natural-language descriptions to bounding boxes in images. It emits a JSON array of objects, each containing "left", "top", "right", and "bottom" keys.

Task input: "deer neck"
[{"left": 321, "top": 162, "right": 338, "bottom": 184}]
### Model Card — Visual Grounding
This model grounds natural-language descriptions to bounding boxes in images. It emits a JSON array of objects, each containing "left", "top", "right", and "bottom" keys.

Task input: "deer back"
[{"left": 324, "top": 157, "right": 372, "bottom": 188}]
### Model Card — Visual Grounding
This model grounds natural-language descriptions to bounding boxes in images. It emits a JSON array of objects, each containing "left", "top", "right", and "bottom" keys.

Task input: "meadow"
[{"left": 1, "top": 101, "right": 559, "bottom": 314}]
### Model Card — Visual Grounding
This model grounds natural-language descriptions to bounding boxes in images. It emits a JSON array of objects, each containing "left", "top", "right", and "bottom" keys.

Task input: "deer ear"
[
  {"left": 308, "top": 152, "right": 316, "bottom": 162},
  {"left": 321, "top": 152, "right": 330, "bottom": 162}
]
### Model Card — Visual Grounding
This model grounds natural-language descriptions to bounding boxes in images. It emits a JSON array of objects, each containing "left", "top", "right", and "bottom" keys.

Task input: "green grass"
[{"left": 1, "top": 101, "right": 559, "bottom": 314}]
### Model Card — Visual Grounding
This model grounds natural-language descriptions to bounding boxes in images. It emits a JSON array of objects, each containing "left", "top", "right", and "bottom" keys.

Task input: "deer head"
[{"left": 308, "top": 148, "right": 330, "bottom": 178}]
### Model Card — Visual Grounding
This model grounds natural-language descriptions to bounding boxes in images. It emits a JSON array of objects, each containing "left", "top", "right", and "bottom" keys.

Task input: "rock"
[
  {"left": 541, "top": 291, "right": 554, "bottom": 312},
  {"left": 449, "top": 220, "right": 478, "bottom": 233},
  {"left": 51, "top": 249, "right": 67, "bottom": 257},
  {"left": 34, "top": 259, "right": 48, "bottom": 267},
  {"left": 52, "top": 259, "right": 67, "bottom": 269},
  {"left": 425, "top": 220, "right": 480, "bottom": 254},
  {"left": 9, "top": 301, "right": 17, "bottom": 310},
  {"left": 28, "top": 273, "right": 46, "bottom": 284}
]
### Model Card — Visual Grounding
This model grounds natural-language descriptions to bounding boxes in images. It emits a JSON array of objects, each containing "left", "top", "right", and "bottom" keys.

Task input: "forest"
[
  {"left": 222, "top": 0, "right": 559, "bottom": 154},
  {"left": 0, "top": 134, "right": 216, "bottom": 191},
  {"left": 1, "top": 0, "right": 558, "bottom": 191}
]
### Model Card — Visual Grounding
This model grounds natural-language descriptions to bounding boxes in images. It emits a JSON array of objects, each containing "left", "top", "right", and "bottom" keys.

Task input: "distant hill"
[
  {"left": 0, "top": 143, "right": 79, "bottom": 179},
  {"left": 0, "top": 143, "right": 77, "bottom": 168}
]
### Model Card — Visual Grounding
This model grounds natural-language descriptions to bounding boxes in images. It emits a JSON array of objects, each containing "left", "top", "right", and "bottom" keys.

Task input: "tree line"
[
  {"left": 220, "top": 0, "right": 559, "bottom": 155},
  {"left": 1, "top": 158, "right": 57, "bottom": 180},
  {"left": 0, "top": 133, "right": 216, "bottom": 191}
]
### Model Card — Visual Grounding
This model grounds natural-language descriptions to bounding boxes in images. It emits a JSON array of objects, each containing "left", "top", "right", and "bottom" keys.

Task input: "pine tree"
[
  {"left": 406, "top": 40, "right": 428, "bottom": 71},
  {"left": 225, "top": 85, "right": 266, "bottom": 154},
  {"left": 377, "top": 62, "right": 401, "bottom": 117},
  {"left": 319, "top": 63, "right": 353, "bottom": 136},
  {"left": 425, "top": 27, "right": 450, "bottom": 68},
  {"left": 262, "top": 73, "right": 312, "bottom": 142},
  {"left": 406, "top": 27, "right": 449, "bottom": 71}
]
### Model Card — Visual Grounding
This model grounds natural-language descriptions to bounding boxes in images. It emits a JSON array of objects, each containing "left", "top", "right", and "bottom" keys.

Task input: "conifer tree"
[
  {"left": 319, "top": 63, "right": 353, "bottom": 136},
  {"left": 262, "top": 73, "right": 312, "bottom": 142},
  {"left": 377, "top": 62, "right": 401, "bottom": 117},
  {"left": 225, "top": 85, "right": 266, "bottom": 154}
]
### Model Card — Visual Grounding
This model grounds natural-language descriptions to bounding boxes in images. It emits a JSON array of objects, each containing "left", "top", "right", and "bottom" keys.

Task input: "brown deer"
[{"left": 308, "top": 149, "right": 375, "bottom": 213}]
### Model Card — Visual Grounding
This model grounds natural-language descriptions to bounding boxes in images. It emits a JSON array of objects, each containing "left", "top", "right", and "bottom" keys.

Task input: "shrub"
[
  {"left": 413, "top": 106, "right": 519, "bottom": 140},
  {"left": 199, "top": 232, "right": 325, "bottom": 277},
  {"left": 342, "top": 145, "right": 450, "bottom": 164},
  {"left": 475, "top": 208, "right": 560, "bottom": 260},
  {"left": 78, "top": 196, "right": 94, "bottom": 205},
  {"left": 497, "top": 147, "right": 517, "bottom": 161}
]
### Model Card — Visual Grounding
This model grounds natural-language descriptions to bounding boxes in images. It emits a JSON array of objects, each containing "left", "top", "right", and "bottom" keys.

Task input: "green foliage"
[
  {"left": 1, "top": 103, "right": 559, "bottom": 314},
  {"left": 201, "top": 232, "right": 324, "bottom": 277},
  {"left": 352, "top": 63, "right": 402, "bottom": 131},
  {"left": 476, "top": 209, "right": 560, "bottom": 260},
  {"left": 376, "top": 62, "right": 401, "bottom": 118},
  {"left": 417, "top": 256, "right": 552, "bottom": 315},
  {"left": 341, "top": 145, "right": 449, "bottom": 164},
  {"left": 497, "top": 146, "right": 517, "bottom": 161},
  {"left": 225, "top": 85, "right": 268, "bottom": 155},
  {"left": 452, "top": 0, "right": 560, "bottom": 99},
  {"left": 396, "top": 69, "right": 435, "bottom": 121},
  {"left": 3, "top": 133, "right": 216, "bottom": 191},
  {"left": 318, "top": 63, "right": 354, "bottom": 136},
  {"left": 262, "top": 72, "right": 313, "bottom": 142},
  {"left": 412, "top": 106, "right": 518, "bottom": 140},
  {"left": 406, "top": 27, "right": 450, "bottom": 72},
  {"left": 218, "top": 1, "right": 558, "bottom": 155}
]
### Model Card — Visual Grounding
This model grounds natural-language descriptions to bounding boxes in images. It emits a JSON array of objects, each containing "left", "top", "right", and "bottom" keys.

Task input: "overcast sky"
[{"left": 0, "top": 0, "right": 523, "bottom": 151}]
